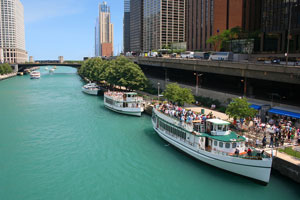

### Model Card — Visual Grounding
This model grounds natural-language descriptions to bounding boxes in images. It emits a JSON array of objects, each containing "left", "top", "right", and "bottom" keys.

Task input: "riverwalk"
[{"left": 0, "top": 73, "right": 17, "bottom": 81}]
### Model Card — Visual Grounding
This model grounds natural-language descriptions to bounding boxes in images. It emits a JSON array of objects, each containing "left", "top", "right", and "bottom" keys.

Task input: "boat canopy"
[
  {"left": 199, "top": 131, "right": 246, "bottom": 142},
  {"left": 206, "top": 119, "right": 230, "bottom": 125}
]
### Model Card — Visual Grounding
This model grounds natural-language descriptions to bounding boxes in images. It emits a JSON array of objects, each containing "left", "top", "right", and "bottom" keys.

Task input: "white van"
[{"left": 180, "top": 52, "right": 194, "bottom": 58}]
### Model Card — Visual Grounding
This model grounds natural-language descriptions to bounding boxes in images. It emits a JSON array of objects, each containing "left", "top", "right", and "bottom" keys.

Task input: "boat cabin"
[
  {"left": 192, "top": 118, "right": 246, "bottom": 155},
  {"left": 206, "top": 119, "right": 230, "bottom": 136},
  {"left": 123, "top": 92, "right": 138, "bottom": 101}
]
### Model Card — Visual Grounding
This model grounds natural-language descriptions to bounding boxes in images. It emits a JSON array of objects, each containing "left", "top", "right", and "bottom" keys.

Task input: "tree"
[
  {"left": 78, "top": 57, "right": 106, "bottom": 82},
  {"left": 225, "top": 97, "right": 257, "bottom": 120},
  {"left": 0, "top": 63, "right": 13, "bottom": 75},
  {"left": 163, "top": 83, "right": 195, "bottom": 106},
  {"left": 103, "top": 56, "right": 147, "bottom": 90},
  {"left": 207, "top": 34, "right": 224, "bottom": 51}
]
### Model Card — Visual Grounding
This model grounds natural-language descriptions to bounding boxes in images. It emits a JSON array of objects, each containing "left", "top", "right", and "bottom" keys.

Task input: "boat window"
[
  {"left": 218, "top": 125, "right": 222, "bottom": 130},
  {"left": 219, "top": 142, "right": 223, "bottom": 148},
  {"left": 223, "top": 126, "right": 227, "bottom": 131},
  {"left": 232, "top": 143, "right": 236, "bottom": 148},
  {"left": 214, "top": 140, "right": 217, "bottom": 146},
  {"left": 225, "top": 143, "right": 230, "bottom": 148}
]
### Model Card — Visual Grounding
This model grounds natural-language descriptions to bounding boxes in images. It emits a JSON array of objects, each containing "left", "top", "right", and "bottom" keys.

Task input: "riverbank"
[{"left": 0, "top": 73, "right": 17, "bottom": 81}]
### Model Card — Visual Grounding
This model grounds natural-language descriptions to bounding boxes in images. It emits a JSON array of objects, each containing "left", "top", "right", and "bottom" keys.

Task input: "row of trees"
[
  {"left": 0, "top": 63, "right": 13, "bottom": 75},
  {"left": 78, "top": 57, "right": 147, "bottom": 91}
]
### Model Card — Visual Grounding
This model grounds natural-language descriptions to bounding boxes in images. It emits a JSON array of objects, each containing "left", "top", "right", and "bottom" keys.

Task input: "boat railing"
[{"left": 156, "top": 109, "right": 194, "bottom": 132}]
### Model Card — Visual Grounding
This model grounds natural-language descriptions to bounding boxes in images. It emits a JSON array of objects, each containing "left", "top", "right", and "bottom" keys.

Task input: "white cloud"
[{"left": 24, "top": 0, "right": 85, "bottom": 23}]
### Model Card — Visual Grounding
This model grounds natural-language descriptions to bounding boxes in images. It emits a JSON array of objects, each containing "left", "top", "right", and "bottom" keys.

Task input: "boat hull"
[
  {"left": 82, "top": 87, "right": 99, "bottom": 95},
  {"left": 152, "top": 119, "right": 272, "bottom": 184},
  {"left": 104, "top": 102, "right": 142, "bottom": 117},
  {"left": 30, "top": 76, "right": 40, "bottom": 79}
]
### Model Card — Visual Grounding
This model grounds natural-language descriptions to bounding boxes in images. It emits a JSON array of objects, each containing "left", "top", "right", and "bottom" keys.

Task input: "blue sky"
[{"left": 23, "top": 0, "right": 124, "bottom": 60}]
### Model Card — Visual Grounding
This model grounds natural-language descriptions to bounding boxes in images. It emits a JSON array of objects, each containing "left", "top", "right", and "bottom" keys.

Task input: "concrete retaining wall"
[
  {"left": 147, "top": 77, "right": 300, "bottom": 110},
  {"left": 272, "top": 156, "right": 300, "bottom": 183}
]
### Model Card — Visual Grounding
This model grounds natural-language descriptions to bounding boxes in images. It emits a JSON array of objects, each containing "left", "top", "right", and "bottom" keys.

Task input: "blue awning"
[
  {"left": 250, "top": 104, "right": 261, "bottom": 110},
  {"left": 268, "top": 108, "right": 300, "bottom": 119}
]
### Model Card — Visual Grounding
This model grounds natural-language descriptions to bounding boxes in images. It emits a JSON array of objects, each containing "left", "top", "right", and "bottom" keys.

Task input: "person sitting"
[
  {"left": 234, "top": 148, "right": 240, "bottom": 156},
  {"left": 247, "top": 148, "right": 252, "bottom": 156}
]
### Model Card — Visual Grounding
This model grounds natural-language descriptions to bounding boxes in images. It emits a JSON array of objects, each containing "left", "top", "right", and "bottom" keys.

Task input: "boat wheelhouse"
[
  {"left": 104, "top": 91, "right": 144, "bottom": 116},
  {"left": 82, "top": 82, "right": 100, "bottom": 96},
  {"left": 152, "top": 106, "right": 272, "bottom": 184}
]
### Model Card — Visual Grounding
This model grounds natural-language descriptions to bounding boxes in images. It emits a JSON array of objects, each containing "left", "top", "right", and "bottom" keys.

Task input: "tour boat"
[
  {"left": 152, "top": 105, "right": 273, "bottom": 184},
  {"left": 82, "top": 82, "right": 100, "bottom": 95},
  {"left": 104, "top": 91, "right": 144, "bottom": 116},
  {"left": 30, "top": 71, "right": 40, "bottom": 79}
]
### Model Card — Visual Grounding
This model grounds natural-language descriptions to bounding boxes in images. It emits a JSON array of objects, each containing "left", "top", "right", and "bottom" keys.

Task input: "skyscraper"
[
  {"left": 143, "top": 0, "right": 185, "bottom": 52},
  {"left": 123, "top": 0, "right": 130, "bottom": 53},
  {"left": 186, "top": 0, "right": 262, "bottom": 51},
  {"left": 130, "top": 0, "right": 143, "bottom": 53},
  {"left": 0, "top": 0, "right": 27, "bottom": 63},
  {"left": 95, "top": 1, "right": 114, "bottom": 57}
]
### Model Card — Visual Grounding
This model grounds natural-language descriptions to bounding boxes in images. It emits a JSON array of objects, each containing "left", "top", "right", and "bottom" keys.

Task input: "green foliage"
[
  {"left": 195, "top": 96, "right": 221, "bottom": 108},
  {"left": 0, "top": 63, "right": 13, "bottom": 75},
  {"left": 225, "top": 97, "right": 257, "bottom": 120},
  {"left": 163, "top": 83, "right": 195, "bottom": 106},
  {"left": 79, "top": 56, "right": 147, "bottom": 91},
  {"left": 207, "top": 26, "right": 246, "bottom": 50},
  {"left": 279, "top": 147, "right": 300, "bottom": 159},
  {"left": 103, "top": 56, "right": 147, "bottom": 90},
  {"left": 143, "top": 80, "right": 158, "bottom": 95},
  {"left": 78, "top": 57, "right": 107, "bottom": 82}
]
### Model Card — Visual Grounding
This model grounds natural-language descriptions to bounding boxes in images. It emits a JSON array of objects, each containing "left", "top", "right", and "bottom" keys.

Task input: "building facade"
[
  {"left": 143, "top": 0, "right": 185, "bottom": 52},
  {"left": 186, "top": 0, "right": 261, "bottom": 51},
  {"left": 123, "top": 0, "right": 130, "bottom": 53},
  {"left": 95, "top": 1, "right": 114, "bottom": 57},
  {"left": 130, "top": 0, "right": 144, "bottom": 53},
  {"left": 0, "top": 0, "right": 27, "bottom": 63},
  {"left": 261, "top": 0, "right": 300, "bottom": 53}
]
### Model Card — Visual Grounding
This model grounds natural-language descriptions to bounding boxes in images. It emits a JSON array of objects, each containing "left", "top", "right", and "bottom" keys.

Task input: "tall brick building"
[{"left": 186, "top": 0, "right": 261, "bottom": 51}]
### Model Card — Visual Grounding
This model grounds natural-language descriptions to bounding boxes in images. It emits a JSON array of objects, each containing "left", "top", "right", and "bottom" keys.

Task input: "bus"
[
  {"left": 194, "top": 52, "right": 210, "bottom": 60},
  {"left": 209, "top": 52, "right": 233, "bottom": 61}
]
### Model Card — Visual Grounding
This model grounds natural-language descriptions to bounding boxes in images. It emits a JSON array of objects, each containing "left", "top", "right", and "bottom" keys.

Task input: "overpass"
[
  {"left": 17, "top": 63, "right": 82, "bottom": 71},
  {"left": 132, "top": 57, "right": 300, "bottom": 85}
]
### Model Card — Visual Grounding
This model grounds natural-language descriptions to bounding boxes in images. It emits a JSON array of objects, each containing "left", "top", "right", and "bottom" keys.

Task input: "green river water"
[{"left": 0, "top": 67, "right": 299, "bottom": 200}]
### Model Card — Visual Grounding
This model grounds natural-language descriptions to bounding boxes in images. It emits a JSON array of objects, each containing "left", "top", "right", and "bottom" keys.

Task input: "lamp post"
[
  {"left": 157, "top": 82, "right": 160, "bottom": 100},
  {"left": 194, "top": 73, "right": 203, "bottom": 96},
  {"left": 286, "top": 2, "right": 298, "bottom": 67}
]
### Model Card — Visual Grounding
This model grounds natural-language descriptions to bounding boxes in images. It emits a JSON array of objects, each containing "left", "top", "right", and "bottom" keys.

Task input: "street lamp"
[
  {"left": 286, "top": 2, "right": 299, "bottom": 67},
  {"left": 157, "top": 82, "right": 160, "bottom": 99},
  {"left": 194, "top": 73, "right": 203, "bottom": 96}
]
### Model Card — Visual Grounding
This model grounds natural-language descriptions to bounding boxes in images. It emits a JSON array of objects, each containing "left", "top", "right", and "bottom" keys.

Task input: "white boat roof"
[{"left": 206, "top": 119, "right": 230, "bottom": 125}]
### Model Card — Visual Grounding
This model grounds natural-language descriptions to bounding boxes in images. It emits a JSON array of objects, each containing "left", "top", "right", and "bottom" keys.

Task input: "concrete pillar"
[
  {"left": 282, "top": 31, "right": 286, "bottom": 53},
  {"left": 260, "top": 32, "right": 264, "bottom": 52},
  {"left": 164, "top": 69, "right": 168, "bottom": 89}
]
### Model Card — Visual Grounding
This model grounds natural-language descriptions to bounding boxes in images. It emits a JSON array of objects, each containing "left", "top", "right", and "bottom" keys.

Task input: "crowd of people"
[
  {"left": 251, "top": 117, "right": 300, "bottom": 148},
  {"left": 157, "top": 103, "right": 216, "bottom": 124}
]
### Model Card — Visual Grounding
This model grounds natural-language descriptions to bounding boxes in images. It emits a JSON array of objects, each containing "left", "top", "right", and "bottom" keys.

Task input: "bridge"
[
  {"left": 17, "top": 62, "right": 82, "bottom": 72},
  {"left": 133, "top": 57, "right": 300, "bottom": 85}
]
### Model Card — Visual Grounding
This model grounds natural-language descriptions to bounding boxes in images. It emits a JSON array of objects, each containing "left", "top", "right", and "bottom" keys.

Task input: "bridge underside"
[{"left": 18, "top": 63, "right": 81, "bottom": 71}]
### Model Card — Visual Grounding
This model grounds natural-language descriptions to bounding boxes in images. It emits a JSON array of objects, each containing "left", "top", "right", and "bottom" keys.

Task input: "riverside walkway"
[{"left": 0, "top": 73, "right": 17, "bottom": 81}]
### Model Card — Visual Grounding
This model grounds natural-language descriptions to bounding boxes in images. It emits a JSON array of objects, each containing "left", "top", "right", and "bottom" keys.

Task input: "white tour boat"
[
  {"left": 152, "top": 105, "right": 272, "bottom": 184},
  {"left": 30, "top": 71, "right": 40, "bottom": 79},
  {"left": 104, "top": 91, "right": 144, "bottom": 116},
  {"left": 82, "top": 83, "right": 100, "bottom": 95}
]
